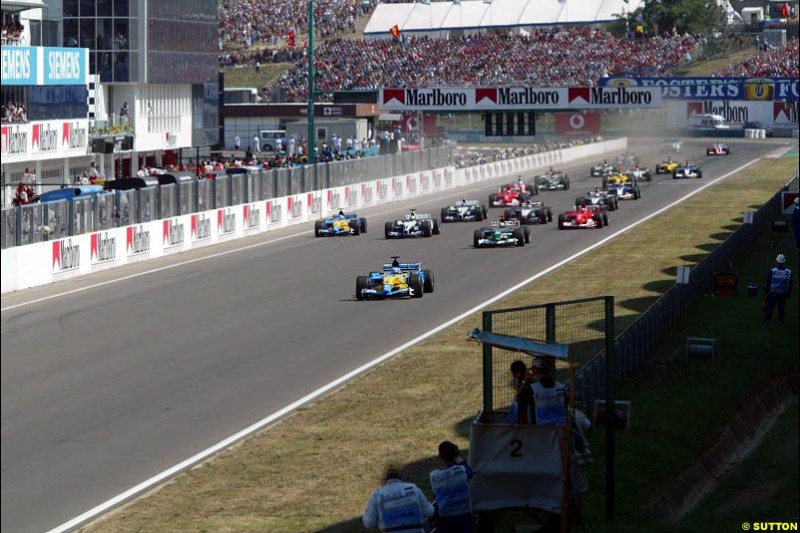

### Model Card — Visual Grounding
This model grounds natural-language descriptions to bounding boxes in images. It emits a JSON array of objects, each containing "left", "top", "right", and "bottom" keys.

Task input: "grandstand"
[{"left": 267, "top": 29, "right": 700, "bottom": 103}]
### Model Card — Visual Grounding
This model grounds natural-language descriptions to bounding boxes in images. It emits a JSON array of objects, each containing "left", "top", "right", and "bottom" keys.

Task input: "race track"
[{"left": 0, "top": 139, "right": 779, "bottom": 533}]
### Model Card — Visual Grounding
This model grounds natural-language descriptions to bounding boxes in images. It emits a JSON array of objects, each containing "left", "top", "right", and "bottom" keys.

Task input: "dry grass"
[
  {"left": 79, "top": 157, "right": 796, "bottom": 533},
  {"left": 678, "top": 46, "right": 759, "bottom": 77}
]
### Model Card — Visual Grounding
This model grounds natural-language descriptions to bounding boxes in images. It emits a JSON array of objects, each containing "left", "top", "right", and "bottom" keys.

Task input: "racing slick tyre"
[
  {"left": 360, "top": 218, "right": 367, "bottom": 233},
  {"left": 385, "top": 221, "right": 394, "bottom": 239},
  {"left": 513, "top": 227, "right": 525, "bottom": 246},
  {"left": 558, "top": 213, "right": 567, "bottom": 230},
  {"left": 409, "top": 274, "right": 424, "bottom": 298},
  {"left": 488, "top": 193, "right": 497, "bottom": 207},
  {"left": 356, "top": 276, "right": 369, "bottom": 301},
  {"left": 546, "top": 208, "right": 553, "bottom": 222},
  {"left": 481, "top": 205, "right": 488, "bottom": 219},
  {"left": 706, "top": 151, "right": 713, "bottom": 156},
  {"left": 575, "top": 197, "right": 585, "bottom": 208},
  {"left": 603, "top": 213, "right": 609, "bottom": 226},
  {"left": 314, "top": 220, "right": 323, "bottom": 237},
  {"left": 697, "top": 171, "right": 703, "bottom": 179},
  {"left": 538, "top": 212, "right": 548, "bottom": 225},
  {"left": 441, "top": 207, "right": 450, "bottom": 222},
  {"left": 475, "top": 208, "right": 484, "bottom": 222},
  {"left": 504, "top": 208, "right": 516, "bottom": 221},
  {"left": 672, "top": 172, "right": 678, "bottom": 179},
  {"left": 422, "top": 269, "right": 434, "bottom": 293},
  {"left": 422, "top": 221, "right": 433, "bottom": 238},
  {"left": 349, "top": 219, "right": 361, "bottom": 236},
  {"left": 564, "top": 178, "right": 570, "bottom": 190},
  {"left": 473, "top": 229, "right": 482, "bottom": 248},
  {"left": 524, "top": 226, "right": 531, "bottom": 244},
  {"left": 593, "top": 214, "right": 604, "bottom": 229},
  {"left": 432, "top": 219, "right": 441, "bottom": 235},
  {"left": 605, "top": 199, "right": 615, "bottom": 211}
]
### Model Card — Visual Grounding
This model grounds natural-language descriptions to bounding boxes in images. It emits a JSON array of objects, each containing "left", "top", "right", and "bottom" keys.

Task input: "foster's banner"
[
  {"left": 602, "top": 77, "right": 798, "bottom": 101},
  {"left": 380, "top": 87, "right": 661, "bottom": 111}
]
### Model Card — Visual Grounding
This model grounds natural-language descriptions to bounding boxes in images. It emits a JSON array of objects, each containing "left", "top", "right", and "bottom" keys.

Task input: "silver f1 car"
[
  {"left": 504, "top": 201, "right": 554, "bottom": 225},
  {"left": 385, "top": 209, "right": 442, "bottom": 239},
  {"left": 440, "top": 199, "right": 488, "bottom": 222}
]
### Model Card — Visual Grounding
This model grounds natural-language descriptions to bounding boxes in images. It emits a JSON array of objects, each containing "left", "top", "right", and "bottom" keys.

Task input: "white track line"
[
  {"left": 1, "top": 177, "right": 509, "bottom": 312},
  {"left": 45, "top": 156, "right": 763, "bottom": 533}
]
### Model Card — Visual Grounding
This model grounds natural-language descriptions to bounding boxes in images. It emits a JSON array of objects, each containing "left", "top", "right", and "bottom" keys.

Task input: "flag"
[
  {"left": 288, "top": 28, "right": 296, "bottom": 47},
  {"left": 780, "top": 3, "right": 789, "bottom": 18},
  {"left": 389, "top": 24, "right": 400, "bottom": 38}
]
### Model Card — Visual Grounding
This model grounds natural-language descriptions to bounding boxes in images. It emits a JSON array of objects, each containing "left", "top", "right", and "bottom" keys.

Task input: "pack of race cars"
[{"left": 343, "top": 146, "right": 718, "bottom": 299}]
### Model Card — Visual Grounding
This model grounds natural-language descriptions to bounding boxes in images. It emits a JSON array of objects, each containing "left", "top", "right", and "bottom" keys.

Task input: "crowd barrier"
[
  {"left": 574, "top": 174, "right": 799, "bottom": 413},
  {"left": 1, "top": 138, "right": 627, "bottom": 294}
]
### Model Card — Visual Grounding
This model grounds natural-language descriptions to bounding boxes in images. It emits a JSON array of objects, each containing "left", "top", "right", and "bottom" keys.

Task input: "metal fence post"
[
  {"left": 482, "top": 311, "right": 493, "bottom": 413},
  {"left": 546, "top": 303, "right": 556, "bottom": 344},
  {"left": 605, "top": 295, "right": 616, "bottom": 526}
]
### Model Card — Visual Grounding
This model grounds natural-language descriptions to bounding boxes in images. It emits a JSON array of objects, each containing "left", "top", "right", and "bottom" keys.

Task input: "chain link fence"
[{"left": 480, "top": 297, "right": 612, "bottom": 415}]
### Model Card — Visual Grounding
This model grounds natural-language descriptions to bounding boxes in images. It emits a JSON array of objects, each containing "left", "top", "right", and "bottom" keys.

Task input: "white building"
[{"left": 1, "top": 0, "right": 219, "bottom": 195}]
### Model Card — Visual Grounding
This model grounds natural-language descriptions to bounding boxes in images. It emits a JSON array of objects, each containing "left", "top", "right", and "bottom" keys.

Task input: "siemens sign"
[
  {"left": 1, "top": 47, "right": 87, "bottom": 86},
  {"left": 44, "top": 48, "right": 87, "bottom": 85},
  {"left": 1, "top": 47, "right": 36, "bottom": 85}
]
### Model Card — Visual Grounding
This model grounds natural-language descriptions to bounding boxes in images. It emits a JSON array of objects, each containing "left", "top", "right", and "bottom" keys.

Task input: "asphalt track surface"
[{"left": 0, "top": 139, "right": 780, "bottom": 533}]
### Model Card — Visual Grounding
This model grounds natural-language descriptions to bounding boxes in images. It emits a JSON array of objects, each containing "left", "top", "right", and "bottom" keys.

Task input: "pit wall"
[{"left": 1, "top": 138, "right": 627, "bottom": 294}]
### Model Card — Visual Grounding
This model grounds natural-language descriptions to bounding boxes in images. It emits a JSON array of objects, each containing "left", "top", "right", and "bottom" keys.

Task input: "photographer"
[{"left": 429, "top": 441, "right": 474, "bottom": 533}]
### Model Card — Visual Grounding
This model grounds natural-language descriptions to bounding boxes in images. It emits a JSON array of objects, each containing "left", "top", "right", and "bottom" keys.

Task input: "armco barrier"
[
  {"left": 575, "top": 175, "right": 799, "bottom": 412},
  {"left": 1, "top": 139, "right": 626, "bottom": 294}
]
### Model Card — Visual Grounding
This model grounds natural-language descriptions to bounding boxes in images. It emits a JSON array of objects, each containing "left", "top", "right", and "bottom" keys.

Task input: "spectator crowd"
[
  {"left": 258, "top": 28, "right": 698, "bottom": 102},
  {"left": 454, "top": 136, "right": 604, "bottom": 168},
  {"left": 1, "top": 19, "right": 25, "bottom": 45},
  {"left": 1, "top": 101, "right": 27, "bottom": 124},
  {"left": 218, "top": 0, "right": 371, "bottom": 51},
  {"left": 711, "top": 38, "right": 799, "bottom": 78}
]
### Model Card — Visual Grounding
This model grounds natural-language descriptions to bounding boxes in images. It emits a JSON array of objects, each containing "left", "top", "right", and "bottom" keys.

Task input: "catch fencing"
[
  {"left": 576, "top": 175, "right": 799, "bottom": 410},
  {"left": 0, "top": 146, "right": 452, "bottom": 250},
  {"left": 480, "top": 297, "right": 613, "bottom": 414}
]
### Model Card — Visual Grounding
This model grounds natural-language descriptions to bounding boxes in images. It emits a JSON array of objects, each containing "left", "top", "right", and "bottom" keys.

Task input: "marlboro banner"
[{"left": 379, "top": 87, "right": 662, "bottom": 112}]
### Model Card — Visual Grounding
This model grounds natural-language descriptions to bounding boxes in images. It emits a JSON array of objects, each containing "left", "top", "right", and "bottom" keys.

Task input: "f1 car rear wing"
[
  {"left": 456, "top": 200, "right": 481, "bottom": 206},
  {"left": 383, "top": 262, "right": 421, "bottom": 271},
  {"left": 490, "top": 219, "right": 520, "bottom": 228}
]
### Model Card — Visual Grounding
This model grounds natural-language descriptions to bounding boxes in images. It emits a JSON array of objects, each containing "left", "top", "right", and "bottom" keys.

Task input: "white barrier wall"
[{"left": 1, "top": 138, "right": 626, "bottom": 294}]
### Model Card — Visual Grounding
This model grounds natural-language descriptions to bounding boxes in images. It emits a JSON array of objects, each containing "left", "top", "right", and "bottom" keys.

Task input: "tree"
[{"left": 610, "top": 0, "right": 726, "bottom": 38}]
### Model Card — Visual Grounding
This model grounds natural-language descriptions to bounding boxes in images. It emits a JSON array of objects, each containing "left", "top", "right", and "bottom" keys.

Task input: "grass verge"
[
  {"left": 677, "top": 46, "right": 758, "bottom": 77},
  {"left": 79, "top": 157, "right": 797, "bottom": 533}
]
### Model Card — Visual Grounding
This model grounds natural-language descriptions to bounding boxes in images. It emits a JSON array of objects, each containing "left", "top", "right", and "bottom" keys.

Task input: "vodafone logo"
[
  {"left": 569, "top": 114, "right": 585, "bottom": 129},
  {"left": 555, "top": 112, "right": 600, "bottom": 135}
]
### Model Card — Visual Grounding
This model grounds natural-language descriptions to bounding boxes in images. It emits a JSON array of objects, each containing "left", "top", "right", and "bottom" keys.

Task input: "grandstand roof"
[{"left": 364, "top": 0, "right": 645, "bottom": 37}]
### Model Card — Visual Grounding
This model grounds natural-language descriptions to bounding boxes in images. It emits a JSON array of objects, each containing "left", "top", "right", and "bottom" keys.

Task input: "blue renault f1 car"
[
  {"left": 314, "top": 210, "right": 367, "bottom": 237},
  {"left": 356, "top": 256, "right": 434, "bottom": 300}
]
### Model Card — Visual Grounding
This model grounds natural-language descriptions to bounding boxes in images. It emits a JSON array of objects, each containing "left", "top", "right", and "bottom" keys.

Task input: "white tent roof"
[
  {"left": 403, "top": 2, "right": 454, "bottom": 31},
  {"left": 364, "top": 0, "right": 644, "bottom": 36}
]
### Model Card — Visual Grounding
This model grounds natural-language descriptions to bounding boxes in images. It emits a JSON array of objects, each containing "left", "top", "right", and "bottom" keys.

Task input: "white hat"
[{"left": 776, "top": 253, "right": 786, "bottom": 264}]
